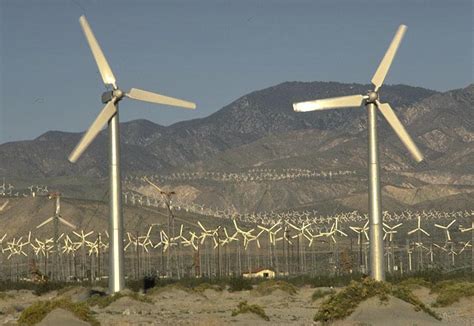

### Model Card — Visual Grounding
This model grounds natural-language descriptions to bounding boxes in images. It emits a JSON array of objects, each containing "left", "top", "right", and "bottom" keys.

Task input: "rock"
[{"left": 12, "top": 305, "right": 24, "bottom": 312}]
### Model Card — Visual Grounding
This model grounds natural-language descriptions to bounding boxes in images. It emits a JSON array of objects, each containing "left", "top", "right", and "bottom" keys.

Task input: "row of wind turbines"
[
  {"left": 0, "top": 223, "right": 471, "bottom": 283},
  {"left": 1, "top": 197, "right": 471, "bottom": 283}
]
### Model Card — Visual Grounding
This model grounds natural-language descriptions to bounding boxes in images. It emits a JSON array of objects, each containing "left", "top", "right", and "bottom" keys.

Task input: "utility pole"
[{"left": 144, "top": 177, "right": 176, "bottom": 277}]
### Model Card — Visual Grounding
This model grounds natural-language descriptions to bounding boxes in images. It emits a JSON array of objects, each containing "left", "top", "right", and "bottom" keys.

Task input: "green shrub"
[
  {"left": 398, "top": 277, "right": 431, "bottom": 289},
  {"left": 253, "top": 280, "right": 298, "bottom": 296},
  {"left": 228, "top": 277, "right": 253, "bottom": 292},
  {"left": 192, "top": 283, "right": 224, "bottom": 294},
  {"left": 387, "top": 269, "right": 471, "bottom": 285},
  {"left": 311, "top": 288, "right": 336, "bottom": 301},
  {"left": 391, "top": 285, "right": 440, "bottom": 320},
  {"left": 231, "top": 300, "right": 269, "bottom": 321},
  {"left": 146, "top": 283, "right": 194, "bottom": 296},
  {"left": 18, "top": 298, "right": 99, "bottom": 326},
  {"left": 430, "top": 281, "right": 474, "bottom": 307},
  {"left": 314, "top": 278, "right": 441, "bottom": 323},
  {"left": 87, "top": 291, "right": 152, "bottom": 308}
]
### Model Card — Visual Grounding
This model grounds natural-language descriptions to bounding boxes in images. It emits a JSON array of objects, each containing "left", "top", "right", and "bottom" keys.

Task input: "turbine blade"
[
  {"left": 421, "top": 229, "right": 430, "bottom": 236},
  {"left": 293, "top": 95, "right": 364, "bottom": 112},
  {"left": 37, "top": 217, "right": 54, "bottom": 229},
  {"left": 68, "top": 100, "right": 117, "bottom": 163},
  {"left": 144, "top": 177, "right": 164, "bottom": 193},
  {"left": 127, "top": 88, "right": 196, "bottom": 109},
  {"left": 447, "top": 220, "right": 456, "bottom": 228},
  {"left": 377, "top": 102, "right": 424, "bottom": 163},
  {"left": 79, "top": 16, "right": 116, "bottom": 87},
  {"left": 371, "top": 25, "right": 407, "bottom": 91},
  {"left": 59, "top": 217, "right": 77, "bottom": 229}
]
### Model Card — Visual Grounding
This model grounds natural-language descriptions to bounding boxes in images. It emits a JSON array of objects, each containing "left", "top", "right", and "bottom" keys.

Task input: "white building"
[{"left": 242, "top": 268, "right": 275, "bottom": 279}]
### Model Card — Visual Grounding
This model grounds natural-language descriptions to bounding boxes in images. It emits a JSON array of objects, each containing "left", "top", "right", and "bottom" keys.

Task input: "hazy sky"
[{"left": 0, "top": 0, "right": 472, "bottom": 144}]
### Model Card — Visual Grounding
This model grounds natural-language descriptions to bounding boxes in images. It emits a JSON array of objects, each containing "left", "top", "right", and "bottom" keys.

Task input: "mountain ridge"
[{"left": 0, "top": 81, "right": 441, "bottom": 178}]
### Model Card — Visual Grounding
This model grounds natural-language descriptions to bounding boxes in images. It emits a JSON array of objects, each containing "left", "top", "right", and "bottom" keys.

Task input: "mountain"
[
  {"left": 175, "top": 84, "right": 473, "bottom": 213},
  {"left": 192, "top": 84, "right": 474, "bottom": 173},
  {"left": 1, "top": 81, "right": 472, "bottom": 215},
  {"left": 0, "top": 82, "right": 437, "bottom": 178}
]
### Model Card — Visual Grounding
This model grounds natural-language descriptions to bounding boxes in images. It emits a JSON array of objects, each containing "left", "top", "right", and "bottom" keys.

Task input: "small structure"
[{"left": 242, "top": 268, "right": 275, "bottom": 279}]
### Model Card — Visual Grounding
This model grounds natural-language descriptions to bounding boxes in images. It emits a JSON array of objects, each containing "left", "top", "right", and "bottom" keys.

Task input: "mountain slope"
[{"left": 0, "top": 82, "right": 437, "bottom": 178}]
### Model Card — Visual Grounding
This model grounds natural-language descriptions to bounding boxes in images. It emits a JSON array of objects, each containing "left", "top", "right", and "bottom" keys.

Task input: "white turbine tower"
[
  {"left": 68, "top": 16, "right": 196, "bottom": 293},
  {"left": 293, "top": 25, "right": 424, "bottom": 281}
]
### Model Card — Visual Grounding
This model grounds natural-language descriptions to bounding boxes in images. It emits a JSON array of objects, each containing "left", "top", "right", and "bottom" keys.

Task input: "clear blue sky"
[{"left": 0, "top": 0, "right": 472, "bottom": 143}]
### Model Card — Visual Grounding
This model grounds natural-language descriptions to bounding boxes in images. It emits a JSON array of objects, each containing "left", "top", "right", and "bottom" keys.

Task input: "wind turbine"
[
  {"left": 68, "top": 16, "right": 196, "bottom": 293},
  {"left": 293, "top": 25, "right": 424, "bottom": 281},
  {"left": 434, "top": 219, "right": 456, "bottom": 242},
  {"left": 408, "top": 216, "right": 430, "bottom": 237}
]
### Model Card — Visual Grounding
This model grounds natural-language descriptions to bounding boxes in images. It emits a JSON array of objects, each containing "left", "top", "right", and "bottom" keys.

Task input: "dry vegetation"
[
  {"left": 17, "top": 298, "right": 100, "bottom": 326},
  {"left": 1, "top": 272, "right": 472, "bottom": 325},
  {"left": 430, "top": 280, "right": 474, "bottom": 307},
  {"left": 86, "top": 291, "right": 152, "bottom": 308},
  {"left": 311, "top": 288, "right": 336, "bottom": 301},
  {"left": 231, "top": 300, "right": 270, "bottom": 321},
  {"left": 314, "top": 278, "right": 441, "bottom": 323},
  {"left": 253, "top": 280, "right": 298, "bottom": 296}
]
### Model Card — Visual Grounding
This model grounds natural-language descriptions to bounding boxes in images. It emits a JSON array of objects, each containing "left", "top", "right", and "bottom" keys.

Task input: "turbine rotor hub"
[
  {"left": 113, "top": 89, "right": 124, "bottom": 99},
  {"left": 367, "top": 91, "right": 378, "bottom": 103}
]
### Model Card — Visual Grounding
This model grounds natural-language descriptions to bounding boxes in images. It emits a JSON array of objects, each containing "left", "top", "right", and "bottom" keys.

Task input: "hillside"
[
  {"left": 0, "top": 82, "right": 472, "bottom": 215},
  {"left": 0, "top": 82, "right": 437, "bottom": 178}
]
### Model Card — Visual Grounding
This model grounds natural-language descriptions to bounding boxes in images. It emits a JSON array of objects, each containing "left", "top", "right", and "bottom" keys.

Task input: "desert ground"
[{"left": 0, "top": 281, "right": 472, "bottom": 326}]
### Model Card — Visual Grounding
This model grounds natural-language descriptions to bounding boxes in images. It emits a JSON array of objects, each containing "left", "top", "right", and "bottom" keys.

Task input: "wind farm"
[{"left": 0, "top": 1, "right": 473, "bottom": 325}]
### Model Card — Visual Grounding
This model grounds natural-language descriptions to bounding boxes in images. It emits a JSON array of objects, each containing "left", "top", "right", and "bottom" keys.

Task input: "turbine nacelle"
[
  {"left": 101, "top": 89, "right": 124, "bottom": 104},
  {"left": 366, "top": 91, "right": 378, "bottom": 103}
]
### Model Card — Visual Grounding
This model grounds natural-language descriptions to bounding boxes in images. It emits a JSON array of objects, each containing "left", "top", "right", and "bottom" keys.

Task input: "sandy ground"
[{"left": 0, "top": 285, "right": 473, "bottom": 325}]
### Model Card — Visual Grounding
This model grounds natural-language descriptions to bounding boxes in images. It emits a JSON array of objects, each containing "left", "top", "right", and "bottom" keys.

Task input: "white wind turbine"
[
  {"left": 36, "top": 192, "right": 76, "bottom": 280},
  {"left": 458, "top": 241, "right": 471, "bottom": 255},
  {"left": 0, "top": 233, "right": 7, "bottom": 253},
  {"left": 447, "top": 243, "right": 457, "bottom": 266},
  {"left": 302, "top": 227, "right": 324, "bottom": 248},
  {"left": 293, "top": 25, "right": 424, "bottom": 281},
  {"left": 232, "top": 220, "right": 256, "bottom": 250},
  {"left": 73, "top": 230, "right": 94, "bottom": 279},
  {"left": 179, "top": 232, "right": 196, "bottom": 249},
  {"left": 382, "top": 222, "right": 402, "bottom": 272},
  {"left": 425, "top": 244, "right": 435, "bottom": 265},
  {"left": 434, "top": 219, "right": 456, "bottom": 242},
  {"left": 198, "top": 221, "right": 221, "bottom": 249},
  {"left": 68, "top": 16, "right": 196, "bottom": 293},
  {"left": 36, "top": 193, "right": 76, "bottom": 231},
  {"left": 383, "top": 222, "right": 403, "bottom": 242},
  {"left": 459, "top": 219, "right": 474, "bottom": 273},
  {"left": 350, "top": 221, "right": 370, "bottom": 245},
  {"left": 350, "top": 221, "right": 370, "bottom": 273},
  {"left": 408, "top": 216, "right": 430, "bottom": 237},
  {"left": 408, "top": 215, "right": 430, "bottom": 270},
  {"left": 326, "top": 217, "right": 348, "bottom": 243}
]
